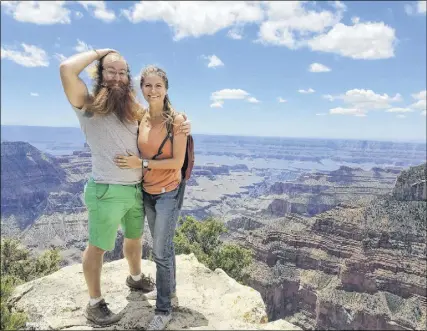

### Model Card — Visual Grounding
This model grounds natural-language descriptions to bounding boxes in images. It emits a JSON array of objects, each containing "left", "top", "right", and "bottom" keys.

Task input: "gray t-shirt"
[{"left": 73, "top": 106, "right": 141, "bottom": 185}]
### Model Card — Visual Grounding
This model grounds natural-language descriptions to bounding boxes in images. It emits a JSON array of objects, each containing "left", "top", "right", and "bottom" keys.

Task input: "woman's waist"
[{"left": 142, "top": 169, "right": 181, "bottom": 188}]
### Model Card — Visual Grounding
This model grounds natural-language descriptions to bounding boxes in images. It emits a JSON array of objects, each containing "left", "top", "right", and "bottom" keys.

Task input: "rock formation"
[
  {"left": 231, "top": 163, "right": 427, "bottom": 330},
  {"left": 392, "top": 163, "right": 426, "bottom": 201},
  {"left": 1, "top": 142, "right": 68, "bottom": 229},
  {"left": 2, "top": 141, "right": 426, "bottom": 330},
  {"left": 9, "top": 254, "right": 300, "bottom": 330}
]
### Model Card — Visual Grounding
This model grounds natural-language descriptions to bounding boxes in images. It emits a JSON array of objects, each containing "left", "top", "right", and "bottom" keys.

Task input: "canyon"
[{"left": 1, "top": 129, "right": 426, "bottom": 330}]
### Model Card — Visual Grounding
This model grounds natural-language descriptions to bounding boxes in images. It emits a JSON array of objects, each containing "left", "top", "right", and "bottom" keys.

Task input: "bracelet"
[{"left": 94, "top": 49, "right": 100, "bottom": 59}]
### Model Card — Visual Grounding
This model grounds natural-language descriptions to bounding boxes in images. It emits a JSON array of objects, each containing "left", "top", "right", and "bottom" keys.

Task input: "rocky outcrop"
[
  {"left": 392, "top": 163, "right": 426, "bottom": 201},
  {"left": 260, "top": 165, "right": 400, "bottom": 218},
  {"left": 270, "top": 182, "right": 330, "bottom": 195},
  {"left": 9, "top": 254, "right": 300, "bottom": 330},
  {"left": 1, "top": 142, "right": 68, "bottom": 228},
  {"left": 233, "top": 163, "right": 427, "bottom": 330}
]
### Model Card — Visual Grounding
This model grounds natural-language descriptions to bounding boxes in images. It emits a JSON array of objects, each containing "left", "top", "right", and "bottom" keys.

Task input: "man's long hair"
[{"left": 85, "top": 53, "right": 141, "bottom": 123}]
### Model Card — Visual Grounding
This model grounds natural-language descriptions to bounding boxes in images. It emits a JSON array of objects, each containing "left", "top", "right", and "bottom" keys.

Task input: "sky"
[{"left": 1, "top": 1, "right": 426, "bottom": 142}]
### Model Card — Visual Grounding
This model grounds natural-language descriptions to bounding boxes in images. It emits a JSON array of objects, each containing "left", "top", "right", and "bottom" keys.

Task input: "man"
[{"left": 59, "top": 49, "right": 190, "bottom": 326}]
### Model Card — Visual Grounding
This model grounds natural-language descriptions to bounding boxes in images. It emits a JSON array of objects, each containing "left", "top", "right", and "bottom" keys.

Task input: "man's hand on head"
[{"left": 95, "top": 49, "right": 119, "bottom": 60}]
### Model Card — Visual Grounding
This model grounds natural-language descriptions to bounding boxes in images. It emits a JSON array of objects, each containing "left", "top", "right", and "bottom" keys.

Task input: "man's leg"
[
  {"left": 82, "top": 244, "right": 105, "bottom": 299},
  {"left": 123, "top": 186, "right": 154, "bottom": 291},
  {"left": 83, "top": 179, "right": 126, "bottom": 326},
  {"left": 123, "top": 237, "right": 142, "bottom": 276}
]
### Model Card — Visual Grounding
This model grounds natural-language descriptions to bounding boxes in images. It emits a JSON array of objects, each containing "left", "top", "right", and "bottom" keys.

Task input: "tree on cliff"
[
  {"left": 174, "top": 216, "right": 252, "bottom": 282},
  {"left": 1, "top": 238, "right": 61, "bottom": 330}
]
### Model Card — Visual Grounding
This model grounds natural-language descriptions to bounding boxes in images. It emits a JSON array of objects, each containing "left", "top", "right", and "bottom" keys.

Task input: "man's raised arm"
[{"left": 59, "top": 49, "right": 115, "bottom": 109}]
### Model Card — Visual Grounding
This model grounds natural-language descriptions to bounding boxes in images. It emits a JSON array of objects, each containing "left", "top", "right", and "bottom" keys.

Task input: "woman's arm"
[{"left": 114, "top": 114, "right": 188, "bottom": 170}]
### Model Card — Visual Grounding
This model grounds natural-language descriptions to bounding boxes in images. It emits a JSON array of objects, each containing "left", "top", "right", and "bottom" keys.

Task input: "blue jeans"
[{"left": 143, "top": 181, "right": 186, "bottom": 315}]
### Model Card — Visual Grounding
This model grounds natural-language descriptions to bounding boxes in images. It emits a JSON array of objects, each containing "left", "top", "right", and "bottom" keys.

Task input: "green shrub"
[
  {"left": 1, "top": 238, "right": 61, "bottom": 330},
  {"left": 174, "top": 216, "right": 252, "bottom": 283}
]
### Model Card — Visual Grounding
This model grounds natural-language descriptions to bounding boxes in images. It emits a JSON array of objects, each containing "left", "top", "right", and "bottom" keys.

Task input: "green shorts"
[{"left": 84, "top": 178, "right": 144, "bottom": 251}]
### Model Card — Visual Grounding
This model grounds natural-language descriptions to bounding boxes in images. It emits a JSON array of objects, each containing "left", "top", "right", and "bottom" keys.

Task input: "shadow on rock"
[{"left": 88, "top": 290, "right": 208, "bottom": 330}]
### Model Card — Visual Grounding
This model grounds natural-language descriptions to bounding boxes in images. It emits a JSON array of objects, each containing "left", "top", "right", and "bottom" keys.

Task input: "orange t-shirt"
[{"left": 138, "top": 116, "right": 183, "bottom": 194}]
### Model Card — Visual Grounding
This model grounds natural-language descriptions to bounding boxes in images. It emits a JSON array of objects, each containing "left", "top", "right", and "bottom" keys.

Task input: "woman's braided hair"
[{"left": 139, "top": 65, "right": 177, "bottom": 129}]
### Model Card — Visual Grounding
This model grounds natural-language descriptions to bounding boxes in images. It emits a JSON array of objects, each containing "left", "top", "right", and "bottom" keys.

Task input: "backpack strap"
[{"left": 152, "top": 119, "right": 174, "bottom": 160}]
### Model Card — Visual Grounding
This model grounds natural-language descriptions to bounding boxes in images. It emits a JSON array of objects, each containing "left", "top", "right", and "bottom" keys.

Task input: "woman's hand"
[
  {"left": 114, "top": 150, "right": 142, "bottom": 169},
  {"left": 178, "top": 118, "right": 191, "bottom": 136}
]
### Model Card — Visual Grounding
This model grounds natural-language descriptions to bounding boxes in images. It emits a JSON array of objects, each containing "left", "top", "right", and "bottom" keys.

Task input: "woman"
[{"left": 114, "top": 65, "right": 188, "bottom": 330}]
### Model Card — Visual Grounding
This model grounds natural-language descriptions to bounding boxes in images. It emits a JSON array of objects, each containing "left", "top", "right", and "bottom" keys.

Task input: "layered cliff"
[
  {"left": 262, "top": 165, "right": 398, "bottom": 218},
  {"left": 392, "top": 163, "right": 426, "bottom": 201},
  {"left": 1, "top": 142, "right": 69, "bottom": 229},
  {"left": 232, "top": 163, "right": 427, "bottom": 330},
  {"left": 9, "top": 254, "right": 299, "bottom": 330}
]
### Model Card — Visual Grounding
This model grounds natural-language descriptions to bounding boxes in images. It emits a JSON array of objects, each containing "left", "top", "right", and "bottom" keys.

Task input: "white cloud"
[
  {"left": 418, "top": 0, "right": 427, "bottom": 14},
  {"left": 325, "top": 89, "right": 402, "bottom": 110},
  {"left": 1, "top": 43, "right": 49, "bottom": 67},
  {"left": 74, "top": 11, "right": 84, "bottom": 19},
  {"left": 0, "top": 1, "right": 116, "bottom": 25},
  {"left": 210, "top": 88, "right": 259, "bottom": 107},
  {"left": 122, "top": 1, "right": 264, "bottom": 40},
  {"left": 411, "top": 99, "right": 426, "bottom": 110},
  {"left": 30, "top": 92, "right": 39, "bottom": 97},
  {"left": 396, "top": 114, "right": 406, "bottom": 118},
  {"left": 330, "top": 107, "right": 367, "bottom": 116},
  {"left": 1, "top": 1, "right": 71, "bottom": 24},
  {"left": 323, "top": 94, "right": 335, "bottom": 101},
  {"left": 309, "top": 62, "right": 331, "bottom": 72},
  {"left": 351, "top": 16, "right": 360, "bottom": 24},
  {"left": 54, "top": 53, "right": 67, "bottom": 62},
  {"left": 316, "top": 113, "right": 327, "bottom": 116},
  {"left": 211, "top": 89, "right": 250, "bottom": 100},
  {"left": 74, "top": 39, "right": 92, "bottom": 52},
  {"left": 257, "top": 1, "right": 344, "bottom": 49},
  {"left": 77, "top": 1, "right": 116, "bottom": 22},
  {"left": 119, "top": 1, "right": 395, "bottom": 61},
  {"left": 405, "top": 1, "right": 426, "bottom": 15},
  {"left": 210, "top": 101, "right": 224, "bottom": 108},
  {"left": 410, "top": 90, "right": 426, "bottom": 114},
  {"left": 227, "top": 27, "right": 243, "bottom": 40},
  {"left": 329, "top": 1, "right": 347, "bottom": 11},
  {"left": 386, "top": 107, "right": 413, "bottom": 113},
  {"left": 412, "top": 90, "right": 426, "bottom": 100},
  {"left": 298, "top": 88, "right": 315, "bottom": 94},
  {"left": 307, "top": 21, "right": 396, "bottom": 59},
  {"left": 278, "top": 97, "right": 287, "bottom": 103},
  {"left": 247, "top": 97, "right": 260, "bottom": 103},
  {"left": 204, "top": 55, "right": 224, "bottom": 68},
  {"left": 422, "top": 110, "right": 426, "bottom": 116}
]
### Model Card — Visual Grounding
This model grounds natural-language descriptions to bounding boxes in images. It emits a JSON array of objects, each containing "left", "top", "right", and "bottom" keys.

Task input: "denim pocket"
[{"left": 162, "top": 186, "right": 180, "bottom": 200}]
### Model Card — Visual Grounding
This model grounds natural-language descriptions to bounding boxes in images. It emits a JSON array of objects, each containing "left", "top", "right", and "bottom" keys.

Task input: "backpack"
[{"left": 138, "top": 114, "right": 195, "bottom": 181}]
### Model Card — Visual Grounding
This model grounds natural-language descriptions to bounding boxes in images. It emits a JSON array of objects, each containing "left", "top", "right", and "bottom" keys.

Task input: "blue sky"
[{"left": 1, "top": 1, "right": 426, "bottom": 142}]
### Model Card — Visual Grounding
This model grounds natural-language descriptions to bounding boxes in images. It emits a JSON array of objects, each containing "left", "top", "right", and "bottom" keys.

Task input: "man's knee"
[
  {"left": 83, "top": 244, "right": 106, "bottom": 262},
  {"left": 123, "top": 237, "right": 142, "bottom": 255}
]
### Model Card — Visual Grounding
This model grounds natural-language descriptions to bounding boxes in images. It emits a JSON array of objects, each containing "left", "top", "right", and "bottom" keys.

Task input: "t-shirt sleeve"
[{"left": 72, "top": 104, "right": 87, "bottom": 116}]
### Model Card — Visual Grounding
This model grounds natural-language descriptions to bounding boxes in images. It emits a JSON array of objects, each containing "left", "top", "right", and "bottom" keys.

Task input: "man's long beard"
[{"left": 86, "top": 81, "right": 137, "bottom": 123}]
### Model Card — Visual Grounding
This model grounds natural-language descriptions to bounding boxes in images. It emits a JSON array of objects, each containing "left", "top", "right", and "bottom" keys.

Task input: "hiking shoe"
[
  {"left": 126, "top": 274, "right": 155, "bottom": 292},
  {"left": 144, "top": 289, "right": 179, "bottom": 307},
  {"left": 147, "top": 313, "right": 172, "bottom": 330},
  {"left": 84, "top": 299, "right": 122, "bottom": 326}
]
